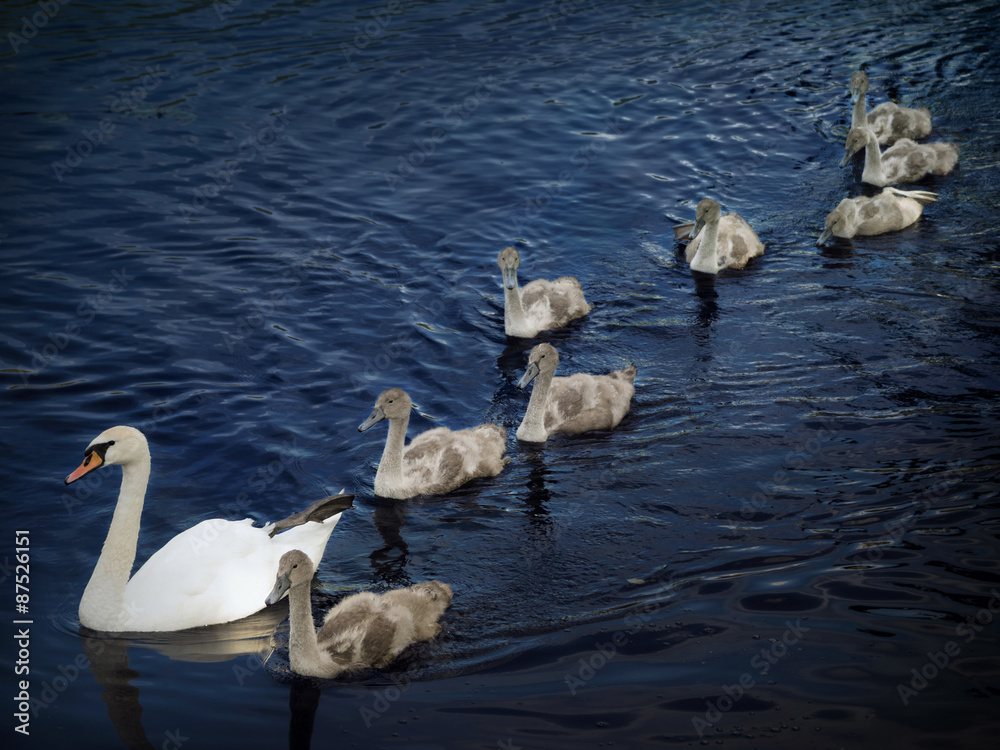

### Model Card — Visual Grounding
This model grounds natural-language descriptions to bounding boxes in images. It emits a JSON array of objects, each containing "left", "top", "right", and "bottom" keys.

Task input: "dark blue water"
[{"left": 2, "top": 0, "right": 999, "bottom": 747}]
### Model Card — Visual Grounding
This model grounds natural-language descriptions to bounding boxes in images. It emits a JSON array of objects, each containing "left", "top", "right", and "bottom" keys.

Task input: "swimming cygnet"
[
  {"left": 817, "top": 187, "right": 938, "bottom": 245},
  {"left": 849, "top": 70, "right": 932, "bottom": 145},
  {"left": 516, "top": 342, "right": 636, "bottom": 443},
  {"left": 840, "top": 126, "right": 958, "bottom": 187},
  {"left": 675, "top": 199, "right": 764, "bottom": 274},
  {"left": 497, "top": 246, "right": 591, "bottom": 337},
  {"left": 265, "top": 549, "right": 453, "bottom": 679},
  {"left": 358, "top": 387, "right": 508, "bottom": 499}
]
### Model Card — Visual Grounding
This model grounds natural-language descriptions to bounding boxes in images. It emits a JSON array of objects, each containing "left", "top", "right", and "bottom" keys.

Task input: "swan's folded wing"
[
  {"left": 404, "top": 425, "right": 506, "bottom": 494},
  {"left": 544, "top": 373, "right": 634, "bottom": 434},
  {"left": 124, "top": 519, "right": 282, "bottom": 630},
  {"left": 521, "top": 277, "right": 590, "bottom": 329}
]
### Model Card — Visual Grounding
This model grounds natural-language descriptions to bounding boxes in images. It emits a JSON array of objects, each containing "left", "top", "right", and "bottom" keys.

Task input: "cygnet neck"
[
  {"left": 375, "top": 411, "right": 410, "bottom": 490},
  {"left": 690, "top": 217, "right": 721, "bottom": 274},
  {"left": 517, "top": 367, "right": 555, "bottom": 442},
  {"left": 503, "top": 276, "right": 529, "bottom": 335},
  {"left": 860, "top": 129, "right": 888, "bottom": 186},
  {"left": 851, "top": 92, "right": 868, "bottom": 131},
  {"left": 287, "top": 578, "right": 327, "bottom": 676}
]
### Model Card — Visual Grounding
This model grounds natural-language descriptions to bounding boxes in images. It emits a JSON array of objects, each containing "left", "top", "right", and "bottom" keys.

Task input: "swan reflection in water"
[{"left": 80, "top": 605, "right": 327, "bottom": 750}]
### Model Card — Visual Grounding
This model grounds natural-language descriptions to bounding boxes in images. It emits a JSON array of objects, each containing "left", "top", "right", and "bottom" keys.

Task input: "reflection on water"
[
  {"left": 3, "top": 0, "right": 999, "bottom": 747},
  {"left": 369, "top": 499, "right": 412, "bottom": 587}
]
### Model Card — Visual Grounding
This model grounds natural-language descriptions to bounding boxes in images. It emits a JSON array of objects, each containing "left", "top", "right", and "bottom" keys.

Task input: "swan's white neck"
[
  {"left": 861, "top": 129, "right": 888, "bottom": 187},
  {"left": 517, "top": 369, "right": 554, "bottom": 442},
  {"left": 374, "top": 412, "right": 409, "bottom": 495},
  {"left": 79, "top": 454, "right": 150, "bottom": 630},
  {"left": 690, "top": 218, "right": 721, "bottom": 274},
  {"left": 287, "top": 581, "right": 328, "bottom": 677},
  {"left": 503, "top": 278, "right": 531, "bottom": 337}
]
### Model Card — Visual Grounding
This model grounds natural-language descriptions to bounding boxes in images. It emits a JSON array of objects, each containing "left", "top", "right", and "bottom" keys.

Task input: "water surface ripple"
[{"left": 2, "top": 0, "right": 999, "bottom": 747}]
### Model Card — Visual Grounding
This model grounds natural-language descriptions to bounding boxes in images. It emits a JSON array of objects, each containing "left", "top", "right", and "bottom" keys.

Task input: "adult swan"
[{"left": 65, "top": 425, "right": 353, "bottom": 632}]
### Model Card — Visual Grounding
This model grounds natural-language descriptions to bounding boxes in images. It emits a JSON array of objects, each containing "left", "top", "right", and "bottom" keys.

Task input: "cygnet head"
[
  {"left": 65, "top": 425, "right": 149, "bottom": 485},
  {"left": 849, "top": 70, "right": 869, "bottom": 103},
  {"left": 358, "top": 387, "right": 413, "bottom": 432},
  {"left": 817, "top": 210, "right": 847, "bottom": 246},
  {"left": 265, "top": 549, "right": 315, "bottom": 606},
  {"left": 518, "top": 342, "right": 559, "bottom": 389},
  {"left": 411, "top": 581, "right": 454, "bottom": 606},
  {"left": 840, "top": 127, "right": 872, "bottom": 167},
  {"left": 690, "top": 198, "right": 722, "bottom": 242},
  {"left": 497, "top": 246, "right": 521, "bottom": 290}
]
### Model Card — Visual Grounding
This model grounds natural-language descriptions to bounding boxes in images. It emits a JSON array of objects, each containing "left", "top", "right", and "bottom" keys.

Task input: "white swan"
[
  {"left": 64, "top": 425, "right": 353, "bottom": 632},
  {"left": 357, "top": 388, "right": 508, "bottom": 499},
  {"left": 817, "top": 187, "right": 938, "bottom": 245},
  {"left": 265, "top": 549, "right": 452, "bottom": 678},
  {"left": 840, "top": 126, "right": 959, "bottom": 187},
  {"left": 849, "top": 70, "right": 932, "bottom": 145},
  {"left": 497, "top": 246, "right": 591, "bottom": 337},
  {"left": 676, "top": 199, "right": 764, "bottom": 274},
  {"left": 516, "top": 342, "right": 636, "bottom": 443}
]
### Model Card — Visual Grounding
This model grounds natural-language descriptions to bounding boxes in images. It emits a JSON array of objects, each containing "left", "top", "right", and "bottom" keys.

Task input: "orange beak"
[{"left": 65, "top": 451, "right": 103, "bottom": 485}]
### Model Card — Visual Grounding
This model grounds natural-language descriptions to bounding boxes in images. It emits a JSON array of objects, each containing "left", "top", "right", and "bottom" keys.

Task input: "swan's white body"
[
  {"left": 681, "top": 198, "right": 764, "bottom": 274},
  {"left": 266, "top": 550, "right": 452, "bottom": 678},
  {"left": 817, "top": 187, "right": 938, "bottom": 244},
  {"left": 849, "top": 70, "right": 932, "bottom": 146},
  {"left": 841, "top": 126, "right": 958, "bottom": 187},
  {"left": 358, "top": 388, "right": 508, "bottom": 499},
  {"left": 497, "top": 246, "right": 590, "bottom": 337},
  {"left": 66, "top": 426, "right": 352, "bottom": 632},
  {"left": 516, "top": 343, "right": 636, "bottom": 443}
]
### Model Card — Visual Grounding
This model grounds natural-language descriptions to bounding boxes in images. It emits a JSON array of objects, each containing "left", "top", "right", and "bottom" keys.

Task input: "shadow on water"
[
  {"left": 80, "top": 606, "right": 332, "bottom": 750},
  {"left": 521, "top": 448, "right": 553, "bottom": 527},
  {"left": 288, "top": 683, "right": 322, "bottom": 750},
  {"left": 80, "top": 607, "right": 283, "bottom": 749},
  {"left": 692, "top": 272, "right": 719, "bottom": 329},
  {"left": 82, "top": 637, "right": 154, "bottom": 750},
  {"left": 369, "top": 498, "right": 412, "bottom": 588}
]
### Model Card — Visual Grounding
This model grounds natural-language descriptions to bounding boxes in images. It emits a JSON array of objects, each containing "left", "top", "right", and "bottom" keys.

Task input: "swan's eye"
[{"left": 108, "top": 440, "right": 115, "bottom": 446}]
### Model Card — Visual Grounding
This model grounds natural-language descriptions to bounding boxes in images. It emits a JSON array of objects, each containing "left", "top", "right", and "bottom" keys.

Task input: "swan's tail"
[
  {"left": 673, "top": 221, "right": 696, "bottom": 240},
  {"left": 614, "top": 364, "right": 638, "bottom": 383},
  {"left": 268, "top": 492, "right": 355, "bottom": 538},
  {"left": 886, "top": 187, "right": 938, "bottom": 205}
]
